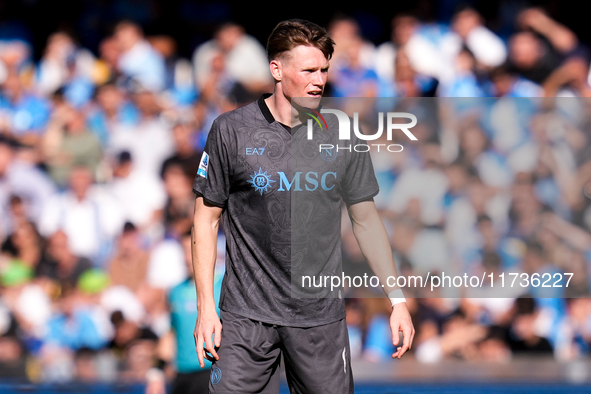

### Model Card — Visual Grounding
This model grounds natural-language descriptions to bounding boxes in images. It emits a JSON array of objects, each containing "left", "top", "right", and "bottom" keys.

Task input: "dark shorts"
[
  {"left": 172, "top": 369, "right": 211, "bottom": 394},
  {"left": 208, "top": 310, "right": 354, "bottom": 394}
]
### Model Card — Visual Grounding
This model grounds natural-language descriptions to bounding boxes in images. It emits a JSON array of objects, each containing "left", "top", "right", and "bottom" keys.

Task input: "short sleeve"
[
  {"left": 192, "top": 119, "right": 232, "bottom": 207},
  {"left": 340, "top": 137, "right": 380, "bottom": 206}
]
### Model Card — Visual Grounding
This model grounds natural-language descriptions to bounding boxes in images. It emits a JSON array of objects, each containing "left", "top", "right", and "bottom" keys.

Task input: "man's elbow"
[{"left": 348, "top": 201, "right": 380, "bottom": 225}]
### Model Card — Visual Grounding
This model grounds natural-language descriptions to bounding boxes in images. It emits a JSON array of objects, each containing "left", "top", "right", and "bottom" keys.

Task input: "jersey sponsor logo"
[
  {"left": 278, "top": 171, "right": 336, "bottom": 191},
  {"left": 246, "top": 147, "right": 265, "bottom": 155},
  {"left": 197, "top": 152, "right": 209, "bottom": 178},
  {"left": 248, "top": 167, "right": 275, "bottom": 195},
  {"left": 247, "top": 169, "right": 338, "bottom": 194},
  {"left": 211, "top": 366, "right": 222, "bottom": 385}
]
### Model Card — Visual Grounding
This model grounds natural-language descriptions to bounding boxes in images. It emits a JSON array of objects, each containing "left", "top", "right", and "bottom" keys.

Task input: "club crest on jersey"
[
  {"left": 320, "top": 145, "right": 337, "bottom": 161},
  {"left": 248, "top": 167, "right": 275, "bottom": 195},
  {"left": 211, "top": 366, "right": 222, "bottom": 385},
  {"left": 197, "top": 152, "right": 209, "bottom": 178}
]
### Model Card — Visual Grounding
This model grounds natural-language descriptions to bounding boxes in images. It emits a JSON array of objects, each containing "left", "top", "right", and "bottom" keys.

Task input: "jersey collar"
[{"left": 257, "top": 93, "right": 275, "bottom": 124}]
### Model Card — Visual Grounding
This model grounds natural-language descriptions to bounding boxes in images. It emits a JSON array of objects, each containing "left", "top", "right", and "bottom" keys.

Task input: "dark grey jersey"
[{"left": 193, "top": 95, "right": 379, "bottom": 327}]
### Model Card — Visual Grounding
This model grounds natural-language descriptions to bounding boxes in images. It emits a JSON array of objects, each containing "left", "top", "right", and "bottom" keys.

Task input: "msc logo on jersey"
[
  {"left": 248, "top": 168, "right": 337, "bottom": 195},
  {"left": 248, "top": 167, "right": 275, "bottom": 195},
  {"left": 278, "top": 171, "right": 336, "bottom": 191},
  {"left": 197, "top": 152, "right": 209, "bottom": 178}
]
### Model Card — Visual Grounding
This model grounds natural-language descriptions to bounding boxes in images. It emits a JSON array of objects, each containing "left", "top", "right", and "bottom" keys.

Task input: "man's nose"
[{"left": 312, "top": 71, "right": 326, "bottom": 86}]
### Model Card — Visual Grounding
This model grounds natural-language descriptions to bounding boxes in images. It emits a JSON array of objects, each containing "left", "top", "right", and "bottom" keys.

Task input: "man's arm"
[
  {"left": 192, "top": 195, "right": 223, "bottom": 368},
  {"left": 518, "top": 7, "right": 578, "bottom": 54},
  {"left": 347, "top": 200, "right": 415, "bottom": 359}
]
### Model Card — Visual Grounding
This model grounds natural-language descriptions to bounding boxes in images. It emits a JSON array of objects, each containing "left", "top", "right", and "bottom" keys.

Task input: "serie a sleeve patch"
[{"left": 197, "top": 152, "right": 209, "bottom": 178}]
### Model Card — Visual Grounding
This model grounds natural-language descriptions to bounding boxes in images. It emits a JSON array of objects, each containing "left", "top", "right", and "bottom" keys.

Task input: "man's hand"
[
  {"left": 390, "top": 302, "right": 415, "bottom": 359},
  {"left": 194, "top": 306, "right": 222, "bottom": 368}
]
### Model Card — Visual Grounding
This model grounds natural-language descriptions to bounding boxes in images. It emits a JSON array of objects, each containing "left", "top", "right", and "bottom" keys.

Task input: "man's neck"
[{"left": 264, "top": 92, "right": 293, "bottom": 127}]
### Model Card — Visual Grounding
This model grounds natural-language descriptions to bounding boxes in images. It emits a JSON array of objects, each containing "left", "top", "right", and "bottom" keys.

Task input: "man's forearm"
[
  {"left": 348, "top": 201, "right": 401, "bottom": 296},
  {"left": 192, "top": 197, "right": 222, "bottom": 311}
]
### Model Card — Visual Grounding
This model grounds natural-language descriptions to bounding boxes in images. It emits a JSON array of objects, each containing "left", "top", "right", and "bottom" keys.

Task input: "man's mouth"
[{"left": 307, "top": 90, "right": 322, "bottom": 97}]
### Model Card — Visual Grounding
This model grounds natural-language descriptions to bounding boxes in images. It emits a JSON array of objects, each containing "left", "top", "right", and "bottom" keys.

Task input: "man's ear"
[{"left": 269, "top": 59, "right": 282, "bottom": 82}]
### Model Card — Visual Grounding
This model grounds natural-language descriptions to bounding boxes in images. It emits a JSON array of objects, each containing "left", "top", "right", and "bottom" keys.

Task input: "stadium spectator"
[
  {"left": 107, "top": 222, "right": 150, "bottom": 293},
  {"left": 161, "top": 161, "right": 194, "bottom": 239},
  {"left": 554, "top": 297, "right": 591, "bottom": 360},
  {"left": 87, "top": 82, "right": 140, "bottom": 148},
  {"left": 108, "top": 87, "right": 174, "bottom": 178},
  {"left": 0, "top": 72, "right": 51, "bottom": 145},
  {"left": 509, "top": 8, "right": 578, "bottom": 87},
  {"left": 42, "top": 102, "right": 102, "bottom": 188},
  {"left": 449, "top": 6, "right": 507, "bottom": 70},
  {"left": 143, "top": 235, "right": 188, "bottom": 335},
  {"left": 36, "top": 230, "right": 93, "bottom": 290},
  {"left": 114, "top": 21, "right": 166, "bottom": 92},
  {"left": 108, "top": 151, "right": 166, "bottom": 237},
  {"left": 373, "top": 13, "right": 418, "bottom": 94},
  {"left": 507, "top": 297, "right": 553, "bottom": 355},
  {"left": 192, "top": 23, "right": 272, "bottom": 97},
  {"left": 0, "top": 134, "right": 55, "bottom": 242},
  {"left": 488, "top": 65, "right": 544, "bottom": 97},
  {"left": 328, "top": 17, "right": 379, "bottom": 97},
  {"left": 38, "top": 166, "right": 124, "bottom": 265},
  {"left": 145, "top": 229, "right": 223, "bottom": 394},
  {"left": 0, "top": 258, "right": 52, "bottom": 346},
  {"left": 42, "top": 270, "right": 111, "bottom": 353},
  {"left": 0, "top": 333, "right": 27, "bottom": 380},
  {"left": 1, "top": 218, "right": 44, "bottom": 269},
  {"left": 148, "top": 35, "right": 195, "bottom": 102},
  {"left": 95, "top": 36, "right": 122, "bottom": 85},
  {"left": 160, "top": 121, "right": 203, "bottom": 180},
  {"left": 36, "top": 31, "right": 97, "bottom": 105},
  {"left": 109, "top": 310, "right": 159, "bottom": 381}
]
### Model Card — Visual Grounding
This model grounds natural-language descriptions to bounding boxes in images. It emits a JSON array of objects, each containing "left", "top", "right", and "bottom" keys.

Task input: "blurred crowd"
[
  {"left": 342, "top": 93, "right": 591, "bottom": 364},
  {"left": 1, "top": 3, "right": 591, "bottom": 385}
]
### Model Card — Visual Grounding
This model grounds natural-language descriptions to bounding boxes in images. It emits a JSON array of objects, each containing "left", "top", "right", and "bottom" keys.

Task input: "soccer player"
[{"left": 192, "top": 19, "right": 414, "bottom": 393}]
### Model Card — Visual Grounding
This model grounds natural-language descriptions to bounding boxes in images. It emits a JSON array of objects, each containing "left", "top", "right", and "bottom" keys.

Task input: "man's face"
[
  {"left": 276, "top": 45, "right": 329, "bottom": 109},
  {"left": 0, "top": 143, "right": 13, "bottom": 174},
  {"left": 69, "top": 167, "right": 93, "bottom": 199},
  {"left": 509, "top": 32, "right": 542, "bottom": 70},
  {"left": 392, "top": 16, "right": 417, "bottom": 46},
  {"left": 115, "top": 25, "right": 140, "bottom": 52}
]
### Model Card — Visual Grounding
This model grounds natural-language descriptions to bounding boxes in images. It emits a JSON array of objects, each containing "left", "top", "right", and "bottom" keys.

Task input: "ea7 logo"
[
  {"left": 246, "top": 147, "right": 265, "bottom": 155},
  {"left": 307, "top": 109, "right": 418, "bottom": 141}
]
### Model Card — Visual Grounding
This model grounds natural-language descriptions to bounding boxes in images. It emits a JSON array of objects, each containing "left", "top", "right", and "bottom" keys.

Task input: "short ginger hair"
[{"left": 266, "top": 19, "right": 335, "bottom": 62}]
